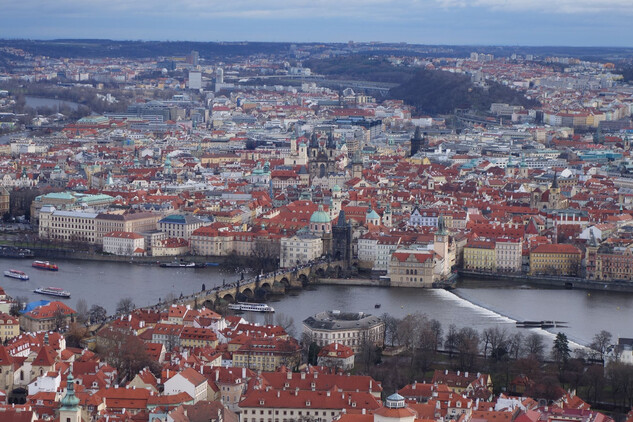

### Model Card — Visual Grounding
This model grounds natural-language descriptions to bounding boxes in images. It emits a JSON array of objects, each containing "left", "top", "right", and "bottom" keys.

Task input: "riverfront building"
[
  {"left": 529, "top": 244, "right": 582, "bottom": 276},
  {"left": 303, "top": 310, "right": 385, "bottom": 353},
  {"left": 19, "top": 301, "right": 76, "bottom": 332},
  {"left": 157, "top": 214, "right": 206, "bottom": 240}
]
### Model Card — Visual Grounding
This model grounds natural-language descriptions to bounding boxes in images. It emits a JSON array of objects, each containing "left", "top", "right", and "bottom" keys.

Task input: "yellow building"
[
  {"left": 233, "top": 337, "right": 301, "bottom": 372},
  {"left": 463, "top": 240, "right": 496, "bottom": 271},
  {"left": 179, "top": 326, "right": 218, "bottom": 348},
  {"left": 0, "top": 312, "right": 19, "bottom": 342},
  {"left": 529, "top": 244, "right": 582, "bottom": 276},
  {"left": 388, "top": 250, "right": 435, "bottom": 287}
]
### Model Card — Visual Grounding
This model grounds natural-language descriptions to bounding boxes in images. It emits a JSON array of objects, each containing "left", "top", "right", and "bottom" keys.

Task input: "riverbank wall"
[
  {"left": 314, "top": 278, "right": 389, "bottom": 287},
  {"left": 459, "top": 270, "right": 633, "bottom": 293}
]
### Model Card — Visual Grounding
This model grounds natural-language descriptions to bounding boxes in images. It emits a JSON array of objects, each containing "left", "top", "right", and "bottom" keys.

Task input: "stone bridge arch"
[{"left": 298, "top": 273, "right": 309, "bottom": 286}]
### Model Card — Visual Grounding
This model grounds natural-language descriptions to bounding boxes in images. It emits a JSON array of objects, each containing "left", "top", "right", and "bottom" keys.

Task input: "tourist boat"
[
  {"left": 375, "top": 303, "right": 381, "bottom": 309},
  {"left": 32, "top": 261, "right": 59, "bottom": 271},
  {"left": 159, "top": 260, "right": 196, "bottom": 268},
  {"left": 227, "top": 302, "right": 275, "bottom": 313},
  {"left": 33, "top": 286, "right": 71, "bottom": 298},
  {"left": 3, "top": 269, "right": 29, "bottom": 280}
]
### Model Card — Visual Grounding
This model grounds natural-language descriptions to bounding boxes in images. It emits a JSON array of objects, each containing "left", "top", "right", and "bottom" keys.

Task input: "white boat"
[
  {"left": 34, "top": 287, "right": 71, "bottom": 298},
  {"left": 227, "top": 302, "right": 275, "bottom": 313},
  {"left": 4, "top": 269, "right": 29, "bottom": 280}
]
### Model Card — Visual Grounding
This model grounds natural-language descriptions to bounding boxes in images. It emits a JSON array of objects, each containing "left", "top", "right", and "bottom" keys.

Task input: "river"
[{"left": 1, "top": 257, "right": 628, "bottom": 348}]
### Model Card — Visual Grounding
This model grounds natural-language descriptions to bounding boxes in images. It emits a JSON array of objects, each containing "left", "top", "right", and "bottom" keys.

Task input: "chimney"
[
  {"left": 362, "top": 409, "right": 366, "bottom": 415},
  {"left": 445, "top": 369, "right": 448, "bottom": 375},
  {"left": 465, "top": 372, "right": 468, "bottom": 378},
  {"left": 301, "top": 372, "right": 306, "bottom": 380},
  {"left": 287, "top": 371, "right": 292, "bottom": 380},
  {"left": 242, "top": 367, "right": 246, "bottom": 379},
  {"left": 457, "top": 371, "right": 460, "bottom": 376},
  {"left": 369, "top": 380, "right": 372, "bottom": 391},
  {"left": 216, "top": 370, "right": 219, "bottom": 382}
]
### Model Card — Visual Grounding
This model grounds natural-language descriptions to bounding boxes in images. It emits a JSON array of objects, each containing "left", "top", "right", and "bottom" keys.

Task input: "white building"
[
  {"left": 163, "top": 367, "right": 208, "bottom": 404},
  {"left": 494, "top": 238, "right": 523, "bottom": 272},
  {"left": 188, "top": 71, "right": 202, "bottom": 90},
  {"left": 103, "top": 231, "right": 145, "bottom": 256},
  {"left": 280, "top": 230, "right": 323, "bottom": 268},
  {"left": 28, "top": 371, "right": 61, "bottom": 396}
]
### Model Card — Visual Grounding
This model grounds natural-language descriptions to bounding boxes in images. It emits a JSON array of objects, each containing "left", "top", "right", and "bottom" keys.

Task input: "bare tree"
[
  {"left": 275, "top": 313, "right": 295, "bottom": 337},
  {"left": 89, "top": 305, "right": 107, "bottom": 324},
  {"left": 10, "top": 295, "right": 27, "bottom": 317},
  {"left": 456, "top": 327, "right": 480, "bottom": 371},
  {"left": 381, "top": 313, "right": 400, "bottom": 347},
  {"left": 524, "top": 332, "right": 545, "bottom": 361},
  {"left": 444, "top": 324, "right": 459, "bottom": 358},
  {"left": 590, "top": 330, "right": 613, "bottom": 362},
  {"left": 75, "top": 298, "right": 89, "bottom": 325},
  {"left": 116, "top": 297, "right": 136, "bottom": 315}
]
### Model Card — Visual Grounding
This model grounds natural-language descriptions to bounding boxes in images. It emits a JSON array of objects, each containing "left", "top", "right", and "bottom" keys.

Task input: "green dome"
[
  {"left": 367, "top": 209, "right": 380, "bottom": 220},
  {"left": 310, "top": 205, "right": 331, "bottom": 224},
  {"left": 332, "top": 184, "right": 341, "bottom": 192}
]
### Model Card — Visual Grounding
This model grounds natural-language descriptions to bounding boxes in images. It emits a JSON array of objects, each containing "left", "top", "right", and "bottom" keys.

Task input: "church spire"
[
  {"left": 551, "top": 171, "right": 559, "bottom": 190},
  {"left": 60, "top": 373, "right": 80, "bottom": 411}
]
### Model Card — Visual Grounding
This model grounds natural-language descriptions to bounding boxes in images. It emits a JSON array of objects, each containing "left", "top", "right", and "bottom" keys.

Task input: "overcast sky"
[{"left": 1, "top": 0, "right": 631, "bottom": 46}]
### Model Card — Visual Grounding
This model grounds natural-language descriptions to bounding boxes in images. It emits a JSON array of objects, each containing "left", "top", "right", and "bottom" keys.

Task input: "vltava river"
[{"left": 1, "top": 258, "right": 630, "bottom": 347}]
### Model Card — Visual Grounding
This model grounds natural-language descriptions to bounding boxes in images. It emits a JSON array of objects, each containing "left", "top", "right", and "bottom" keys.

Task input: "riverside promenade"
[{"left": 459, "top": 270, "right": 633, "bottom": 293}]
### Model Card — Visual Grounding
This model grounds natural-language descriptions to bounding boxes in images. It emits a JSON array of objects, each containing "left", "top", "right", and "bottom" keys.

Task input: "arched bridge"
[{"left": 176, "top": 260, "right": 348, "bottom": 309}]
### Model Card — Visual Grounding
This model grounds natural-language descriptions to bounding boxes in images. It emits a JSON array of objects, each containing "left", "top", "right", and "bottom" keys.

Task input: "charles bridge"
[{"left": 166, "top": 260, "right": 348, "bottom": 310}]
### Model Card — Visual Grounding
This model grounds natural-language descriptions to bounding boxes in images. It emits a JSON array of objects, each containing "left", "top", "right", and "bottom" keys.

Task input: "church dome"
[
  {"left": 332, "top": 184, "right": 341, "bottom": 192},
  {"left": 310, "top": 205, "right": 331, "bottom": 224},
  {"left": 367, "top": 209, "right": 380, "bottom": 221}
]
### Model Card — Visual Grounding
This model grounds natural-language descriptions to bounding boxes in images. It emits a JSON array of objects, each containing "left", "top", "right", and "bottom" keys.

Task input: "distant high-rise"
[
  {"left": 188, "top": 71, "right": 202, "bottom": 90},
  {"left": 188, "top": 50, "right": 199, "bottom": 66},
  {"left": 216, "top": 67, "right": 224, "bottom": 85}
]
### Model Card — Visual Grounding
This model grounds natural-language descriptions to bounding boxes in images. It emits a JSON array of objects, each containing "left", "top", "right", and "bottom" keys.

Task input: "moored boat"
[
  {"left": 33, "top": 286, "right": 71, "bottom": 298},
  {"left": 159, "top": 260, "right": 196, "bottom": 268},
  {"left": 227, "top": 302, "right": 275, "bottom": 313},
  {"left": 32, "top": 261, "right": 59, "bottom": 271},
  {"left": 4, "top": 269, "right": 29, "bottom": 280}
]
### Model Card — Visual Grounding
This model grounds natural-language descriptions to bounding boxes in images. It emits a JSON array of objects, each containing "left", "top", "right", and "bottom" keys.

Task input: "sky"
[{"left": 1, "top": 0, "right": 632, "bottom": 46}]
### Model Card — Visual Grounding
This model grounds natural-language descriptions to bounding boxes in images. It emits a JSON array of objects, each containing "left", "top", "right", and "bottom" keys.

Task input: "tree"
[
  {"left": 101, "top": 331, "right": 157, "bottom": 383},
  {"left": 89, "top": 305, "right": 107, "bottom": 324},
  {"left": 552, "top": 332, "right": 571, "bottom": 368},
  {"left": 589, "top": 330, "right": 612, "bottom": 362},
  {"left": 396, "top": 313, "right": 423, "bottom": 368},
  {"left": 9, "top": 295, "right": 27, "bottom": 317},
  {"left": 116, "top": 297, "right": 136, "bottom": 315},
  {"left": 444, "top": 324, "right": 459, "bottom": 358},
  {"left": 456, "top": 327, "right": 480, "bottom": 371},
  {"left": 65, "top": 323, "right": 89, "bottom": 348},
  {"left": 53, "top": 308, "right": 67, "bottom": 332},
  {"left": 524, "top": 333, "right": 545, "bottom": 361},
  {"left": 75, "top": 298, "right": 89, "bottom": 325},
  {"left": 381, "top": 313, "right": 400, "bottom": 347},
  {"left": 275, "top": 313, "right": 295, "bottom": 338},
  {"left": 416, "top": 317, "right": 443, "bottom": 374},
  {"left": 482, "top": 326, "right": 508, "bottom": 361}
]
